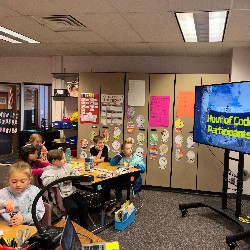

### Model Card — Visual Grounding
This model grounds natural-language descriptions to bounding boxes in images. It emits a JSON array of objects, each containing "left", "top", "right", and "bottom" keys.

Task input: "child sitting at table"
[
  {"left": 108, "top": 141, "right": 145, "bottom": 214},
  {"left": 19, "top": 145, "right": 50, "bottom": 187},
  {"left": 0, "top": 161, "right": 45, "bottom": 226},
  {"left": 90, "top": 135, "right": 110, "bottom": 163},
  {"left": 28, "top": 133, "right": 45, "bottom": 159},
  {"left": 41, "top": 149, "right": 89, "bottom": 229}
]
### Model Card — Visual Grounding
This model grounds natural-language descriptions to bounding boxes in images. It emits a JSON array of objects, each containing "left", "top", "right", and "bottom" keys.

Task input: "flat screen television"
[{"left": 194, "top": 81, "right": 250, "bottom": 154}]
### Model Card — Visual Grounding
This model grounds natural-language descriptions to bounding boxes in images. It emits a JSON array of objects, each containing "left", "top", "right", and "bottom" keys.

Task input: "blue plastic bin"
[
  {"left": 62, "top": 122, "right": 72, "bottom": 128},
  {"left": 52, "top": 121, "right": 62, "bottom": 128},
  {"left": 115, "top": 208, "right": 136, "bottom": 231}
]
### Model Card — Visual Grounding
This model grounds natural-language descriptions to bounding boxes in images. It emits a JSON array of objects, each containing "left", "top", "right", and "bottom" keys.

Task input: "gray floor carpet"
[{"left": 95, "top": 190, "right": 250, "bottom": 250}]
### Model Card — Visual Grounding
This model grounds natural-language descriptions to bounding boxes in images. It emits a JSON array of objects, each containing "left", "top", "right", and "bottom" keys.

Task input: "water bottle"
[
  {"left": 85, "top": 158, "right": 90, "bottom": 171},
  {"left": 89, "top": 157, "right": 94, "bottom": 169},
  {"left": 41, "top": 146, "right": 47, "bottom": 161},
  {"left": 65, "top": 148, "right": 71, "bottom": 162}
]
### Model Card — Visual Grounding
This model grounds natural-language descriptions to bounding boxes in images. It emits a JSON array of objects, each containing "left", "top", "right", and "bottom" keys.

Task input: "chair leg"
[{"left": 88, "top": 214, "right": 97, "bottom": 228}]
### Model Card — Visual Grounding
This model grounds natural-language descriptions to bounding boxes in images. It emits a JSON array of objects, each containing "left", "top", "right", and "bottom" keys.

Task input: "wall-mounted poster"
[
  {"left": 80, "top": 93, "right": 99, "bottom": 124},
  {"left": 101, "top": 94, "right": 124, "bottom": 125},
  {"left": 176, "top": 90, "right": 195, "bottom": 118},
  {"left": 149, "top": 96, "right": 170, "bottom": 127},
  {"left": 128, "top": 80, "right": 145, "bottom": 106}
]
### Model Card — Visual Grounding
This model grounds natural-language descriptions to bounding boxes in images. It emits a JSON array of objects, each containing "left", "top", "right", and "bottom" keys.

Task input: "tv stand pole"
[{"left": 179, "top": 149, "right": 250, "bottom": 249}]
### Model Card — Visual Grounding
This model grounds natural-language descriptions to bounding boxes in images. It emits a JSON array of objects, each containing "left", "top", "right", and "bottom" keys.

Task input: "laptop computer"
[{"left": 60, "top": 217, "right": 106, "bottom": 250}]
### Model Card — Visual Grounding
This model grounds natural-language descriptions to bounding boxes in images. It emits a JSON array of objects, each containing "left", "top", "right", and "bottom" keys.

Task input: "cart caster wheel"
[
  {"left": 181, "top": 209, "right": 188, "bottom": 217},
  {"left": 228, "top": 241, "right": 238, "bottom": 250}
]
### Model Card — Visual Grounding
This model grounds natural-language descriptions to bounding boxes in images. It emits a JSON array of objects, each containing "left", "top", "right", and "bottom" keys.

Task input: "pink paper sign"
[{"left": 149, "top": 96, "right": 170, "bottom": 127}]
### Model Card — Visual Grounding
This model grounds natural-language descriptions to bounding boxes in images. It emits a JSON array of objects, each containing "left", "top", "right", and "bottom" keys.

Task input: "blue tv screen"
[{"left": 194, "top": 81, "right": 250, "bottom": 154}]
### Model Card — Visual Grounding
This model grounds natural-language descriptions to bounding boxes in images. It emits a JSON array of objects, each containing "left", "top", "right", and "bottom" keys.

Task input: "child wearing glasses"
[
  {"left": 108, "top": 141, "right": 145, "bottom": 214},
  {"left": 41, "top": 149, "right": 89, "bottom": 229},
  {"left": 0, "top": 161, "right": 45, "bottom": 226}
]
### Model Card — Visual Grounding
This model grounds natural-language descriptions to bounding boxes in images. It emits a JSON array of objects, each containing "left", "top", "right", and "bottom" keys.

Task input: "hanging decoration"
[
  {"left": 174, "top": 118, "right": 185, "bottom": 132},
  {"left": 187, "top": 151, "right": 195, "bottom": 163},
  {"left": 135, "top": 147, "right": 144, "bottom": 156},
  {"left": 159, "top": 144, "right": 168, "bottom": 157},
  {"left": 80, "top": 139, "right": 88, "bottom": 149},
  {"left": 159, "top": 157, "right": 167, "bottom": 169},
  {"left": 80, "top": 93, "right": 99, "bottom": 124},
  {"left": 175, "top": 148, "right": 184, "bottom": 161},
  {"left": 149, "top": 147, "right": 158, "bottom": 160},
  {"left": 137, "top": 133, "right": 145, "bottom": 145},
  {"left": 126, "top": 137, "right": 135, "bottom": 144},
  {"left": 161, "top": 129, "right": 169, "bottom": 142},
  {"left": 127, "top": 121, "right": 135, "bottom": 134},
  {"left": 136, "top": 115, "right": 145, "bottom": 129},
  {"left": 112, "top": 140, "right": 121, "bottom": 152},
  {"left": 150, "top": 133, "right": 158, "bottom": 146},
  {"left": 126, "top": 106, "right": 136, "bottom": 119},
  {"left": 89, "top": 131, "right": 97, "bottom": 144},
  {"left": 102, "top": 129, "right": 110, "bottom": 142},
  {"left": 187, "top": 135, "right": 195, "bottom": 148},
  {"left": 113, "top": 126, "right": 121, "bottom": 139},
  {"left": 175, "top": 134, "right": 183, "bottom": 147}
]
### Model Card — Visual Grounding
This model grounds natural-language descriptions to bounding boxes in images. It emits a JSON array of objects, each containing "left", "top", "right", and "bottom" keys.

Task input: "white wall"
[
  {"left": 0, "top": 57, "right": 52, "bottom": 83},
  {"left": 231, "top": 48, "right": 250, "bottom": 195}
]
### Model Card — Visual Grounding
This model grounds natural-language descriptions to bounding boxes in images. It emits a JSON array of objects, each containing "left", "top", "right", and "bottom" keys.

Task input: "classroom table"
[
  {"left": 69, "top": 159, "right": 140, "bottom": 233},
  {"left": 0, "top": 219, "right": 104, "bottom": 249}
]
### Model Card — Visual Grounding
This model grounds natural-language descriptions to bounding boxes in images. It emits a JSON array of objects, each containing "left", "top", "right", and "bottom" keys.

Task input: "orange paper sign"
[{"left": 176, "top": 91, "right": 195, "bottom": 117}]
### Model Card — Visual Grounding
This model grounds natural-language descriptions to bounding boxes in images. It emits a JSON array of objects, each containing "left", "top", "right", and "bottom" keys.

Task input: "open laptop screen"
[{"left": 60, "top": 217, "right": 82, "bottom": 250}]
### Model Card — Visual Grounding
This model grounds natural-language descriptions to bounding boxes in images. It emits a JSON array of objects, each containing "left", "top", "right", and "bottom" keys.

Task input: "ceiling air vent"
[{"left": 33, "top": 15, "right": 88, "bottom": 32}]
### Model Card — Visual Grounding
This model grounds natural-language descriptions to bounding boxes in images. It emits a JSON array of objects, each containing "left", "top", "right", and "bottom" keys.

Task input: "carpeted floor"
[{"left": 93, "top": 190, "right": 250, "bottom": 250}]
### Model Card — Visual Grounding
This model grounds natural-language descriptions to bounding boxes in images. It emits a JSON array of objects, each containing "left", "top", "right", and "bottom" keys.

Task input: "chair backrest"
[
  {"left": 49, "top": 187, "right": 67, "bottom": 212},
  {"left": 40, "top": 202, "right": 52, "bottom": 227}
]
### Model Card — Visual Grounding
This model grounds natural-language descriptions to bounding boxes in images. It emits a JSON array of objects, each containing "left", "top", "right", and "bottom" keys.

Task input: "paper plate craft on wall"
[
  {"left": 149, "top": 147, "right": 158, "bottom": 160},
  {"left": 150, "top": 133, "right": 158, "bottom": 146},
  {"left": 187, "top": 135, "right": 195, "bottom": 148},
  {"left": 175, "top": 148, "right": 184, "bottom": 162},
  {"left": 79, "top": 149, "right": 88, "bottom": 158},
  {"left": 136, "top": 115, "right": 145, "bottom": 129},
  {"left": 80, "top": 139, "right": 88, "bottom": 149},
  {"left": 159, "top": 157, "right": 167, "bottom": 169},
  {"left": 161, "top": 129, "right": 169, "bottom": 142},
  {"left": 187, "top": 150, "right": 195, "bottom": 163},
  {"left": 126, "top": 137, "right": 135, "bottom": 144},
  {"left": 175, "top": 118, "right": 184, "bottom": 132},
  {"left": 127, "top": 106, "right": 135, "bottom": 119},
  {"left": 159, "top": 144, "right": 168, "bottom": 157},
  {"left": 113, "top": 126, "right": 121, "bottom": 139},
  {"left": 137, "top": 132, "right": 145, "bottom": 145},
  {"left": 102, "top": 129, "right": 110, "bottom": 142},
  {"left": 175, "top": 134, "right": 183, "bottom": 147},
  {"left": 127, "top": 121, "right": 135, "bottom": 134},
  {"left": 112, "top": 140, "right": 121, "bottom": 152},
  {"left": 89, "top": 131, "right": 97, "bottom": 143},
  {"left": 135, "top": 147, "right": 144, "bottom": 156}
]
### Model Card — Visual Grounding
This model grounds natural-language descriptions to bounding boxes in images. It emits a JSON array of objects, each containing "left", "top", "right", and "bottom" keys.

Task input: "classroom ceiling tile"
[
  {"left": 123, "top": 12, "right": 182, "bottom": 43},
  {"left": 108, "top": 0, "right": 171, "bottom": 13}
]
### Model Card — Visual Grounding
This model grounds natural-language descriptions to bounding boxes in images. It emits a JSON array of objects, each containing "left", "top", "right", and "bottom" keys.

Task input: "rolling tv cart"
[{"left": 179, "top": 149, "right": 250, "bottom": 249}]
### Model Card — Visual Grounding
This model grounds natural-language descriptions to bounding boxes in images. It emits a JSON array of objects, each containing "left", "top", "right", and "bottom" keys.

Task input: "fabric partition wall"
[
  {"left": 146, "top": 74, "right": 175, "bottom": 187},
  {"left": 171, "top": 74, "right": 201, "bottom": 190},
  {"left": 78, "top": 73, "right": 125, "bottom": 158},
  {"left": 196, "top": 74, "right": 230, "bottom": 192},
  {"left": 124, "top": 73, "right": 149, "bottom": 185}
]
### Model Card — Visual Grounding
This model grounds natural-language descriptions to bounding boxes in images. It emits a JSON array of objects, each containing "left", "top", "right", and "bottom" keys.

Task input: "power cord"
[{"left": 76, "top": 232, "right": 93, "bottom": 243}]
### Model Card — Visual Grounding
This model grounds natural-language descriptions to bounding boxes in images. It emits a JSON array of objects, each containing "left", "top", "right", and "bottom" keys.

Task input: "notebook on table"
[{"left": 60, "top": 217, "right": 106, "bottom": 250}]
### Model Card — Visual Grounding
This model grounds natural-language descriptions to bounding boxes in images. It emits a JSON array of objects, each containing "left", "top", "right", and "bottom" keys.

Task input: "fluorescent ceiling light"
[
  {"left": 176, "top": 11, "right": 228, "bottom": 42},
  {"left": 0, "top": 26, "right": 40, "bottom": 43}
]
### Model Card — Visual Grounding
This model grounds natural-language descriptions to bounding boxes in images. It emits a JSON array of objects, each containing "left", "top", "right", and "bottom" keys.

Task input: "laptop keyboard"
[{"left": 82, "top": 243, "right": 106, "bottom": 250}]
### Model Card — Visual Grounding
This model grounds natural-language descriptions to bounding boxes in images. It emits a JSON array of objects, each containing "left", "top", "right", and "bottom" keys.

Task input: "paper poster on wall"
[
  {"left": 161, "top": 129, "right": 169, "bottom": 142},
  {"left": 80, "top": 93, "right": 99, "bottom": 124},
  {"left": 174, "top": 118, "right": 184, "bottom": 132},
  {"left": 187, "top": 150, "right": 195, "bottom": 163},
  {"left": 149, "top": 96, "right": 170, "bottom": 127},
  {"left": 113, "top": 126, "right": 121, "bottom": 139},
  {"left": 128, "top": 80, "right": 145, "bottom": 106},
  {"left": 159, "top": 157, "right": 167, "bottom": 169},
  {"left": 187, "top": 135, "right": 195, "bottom": 148},
  {"left": 176, "top": 90, "right": 195, "bottom": 117},
  {"left": 101, "top": 94, "right": 124, "bottom": 125},
  {"left": 136, "top": 147, "right": 144, "bottom": 156}
]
